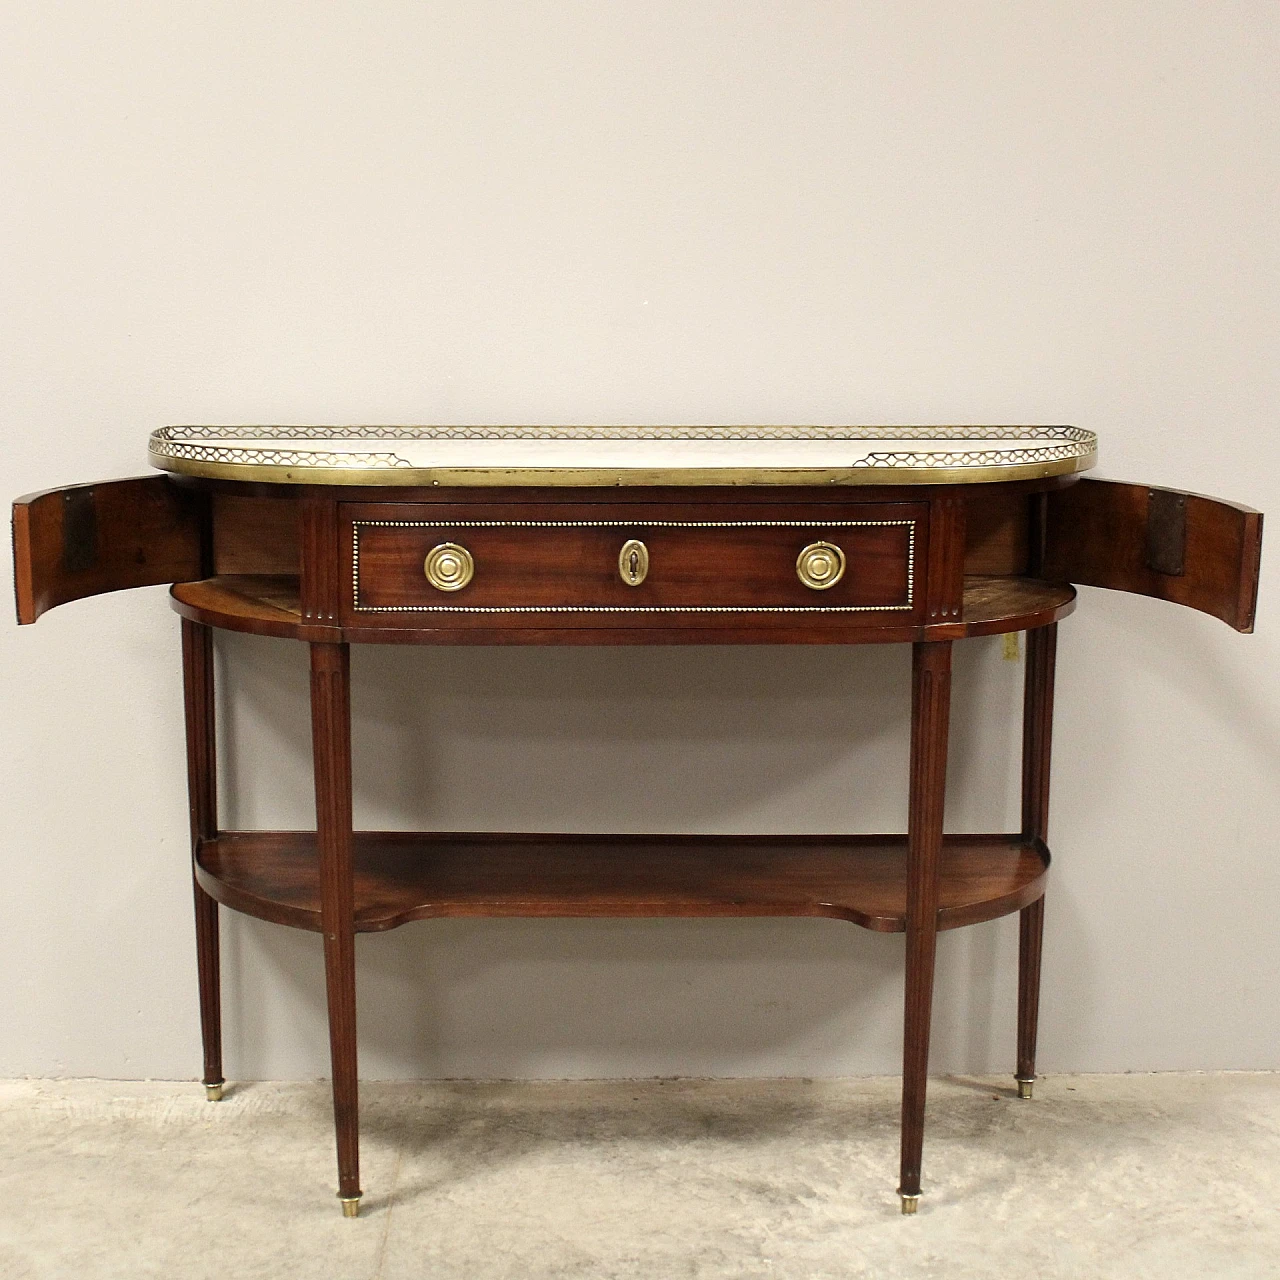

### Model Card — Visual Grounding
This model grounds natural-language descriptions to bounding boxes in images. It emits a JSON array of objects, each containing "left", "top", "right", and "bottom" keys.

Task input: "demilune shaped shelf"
[
  {"left": 169, "top": 574, "right": 1077, "bottom": 641},
  {"left": 194, "top": 831, "right": 1050, "bottom": 934}
]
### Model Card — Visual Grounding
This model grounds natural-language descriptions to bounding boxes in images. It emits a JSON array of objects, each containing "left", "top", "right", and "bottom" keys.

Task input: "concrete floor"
[{"left": 1, "top": 1074, "right": 1277, "bottom": 1280}]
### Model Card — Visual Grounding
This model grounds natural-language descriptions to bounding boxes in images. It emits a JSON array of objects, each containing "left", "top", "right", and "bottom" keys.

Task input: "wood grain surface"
[
  {"left": 1043, "top": 477, "right": 1263, "bottom": 631},
  {"left": 898, "top": 641, "right": 951, "bottom": 1203},
  {"left": 1017, "top": 622, "right": 1056, "bottom": 1091},
  {"left": 345, "top": 500, "right": 924, "bottom": 626},
  {"left": 13, "top": 476, "right": 204, "bottom": 623},
  {"left": 310, "top": 642, "right": 361, "bottom": 1204},
  {"left": 194, "top": 830, "right": 1049, "bottom": 934},
  {"left": 170, "top": 573, "right": 1075, "bottom": 643},
  {"left": 182, "top": 619, "right": 223, "bottom": 1093}
]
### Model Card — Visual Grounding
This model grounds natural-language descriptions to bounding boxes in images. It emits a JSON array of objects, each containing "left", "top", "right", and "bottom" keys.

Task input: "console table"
[{"left": 11, "top": 425, "right": 1262, "bottom": 1217}]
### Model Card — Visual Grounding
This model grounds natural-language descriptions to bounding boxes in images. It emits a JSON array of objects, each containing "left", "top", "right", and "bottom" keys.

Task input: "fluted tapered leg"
[
  {"left": 182, "top": 619, "right": 223, "bottom": 1100},
  {"left": 898, "top": 640, "right": 952, "bottom": 1213},
  {"left": 311, "top": 641, "right": 361, "bottom": 1215},
  {"left": 1017, "top": 623, "right": 1057, "bottom": 1099}
]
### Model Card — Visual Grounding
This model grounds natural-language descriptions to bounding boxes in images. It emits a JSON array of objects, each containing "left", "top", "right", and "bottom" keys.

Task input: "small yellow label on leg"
[{"left": 1002, "top": 632, "right": 1021, "bottom": 662}]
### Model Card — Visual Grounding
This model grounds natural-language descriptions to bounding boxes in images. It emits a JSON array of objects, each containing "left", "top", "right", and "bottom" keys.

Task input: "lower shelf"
[{"left": 195, "top": 831, "right": 1049, "bottom": 934}]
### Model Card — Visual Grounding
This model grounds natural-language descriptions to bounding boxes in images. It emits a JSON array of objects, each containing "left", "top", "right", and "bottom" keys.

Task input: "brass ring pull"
[
  {"left": 619, "top": 538, "right": 649, "bottom": 586},
  {"left": 796, "top": 541, "right": 845, "bottom": 590},
  {"left": 424, "top": 542, "right": 474, "bottom": 591}
]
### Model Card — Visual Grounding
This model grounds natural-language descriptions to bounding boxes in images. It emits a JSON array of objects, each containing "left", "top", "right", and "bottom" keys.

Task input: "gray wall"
[{"left": 2, "top": 2, "right": 1276, "bottom": 1081}]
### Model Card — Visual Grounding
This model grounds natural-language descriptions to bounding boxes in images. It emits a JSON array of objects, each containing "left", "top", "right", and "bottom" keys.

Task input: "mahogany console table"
[{"left": 11, "top": 426, "right": 1263, "bottom": 1217}]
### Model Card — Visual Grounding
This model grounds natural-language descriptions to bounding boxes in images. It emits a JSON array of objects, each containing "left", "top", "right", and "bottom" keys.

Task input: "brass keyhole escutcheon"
[
  {"left": 424, "top": 542, "right": 474, "bottom": 591},
  {"left": 796, "top": 541, "right": 846, "bottom": 590},
  {"left": 619, "top": 538, "right": 649, "bottom": 586}
]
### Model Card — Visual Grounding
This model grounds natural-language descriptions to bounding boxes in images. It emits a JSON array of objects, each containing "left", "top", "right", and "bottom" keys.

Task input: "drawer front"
[{"left": 344, "top": 503, "right": 926, "bottom": 628}]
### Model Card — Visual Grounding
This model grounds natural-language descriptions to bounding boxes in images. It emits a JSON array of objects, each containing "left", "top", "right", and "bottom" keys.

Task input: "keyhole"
[{"left": 618, "top": 538, "right": 648, "bottom": 586}]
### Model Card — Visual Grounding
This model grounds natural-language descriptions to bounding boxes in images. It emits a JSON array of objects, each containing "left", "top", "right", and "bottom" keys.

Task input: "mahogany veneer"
[
  {"left": 346, "top": 500, "right": 922, "bottom": 625},
  {"left": 169, "top": 572, "right": 1077, "bottom": 644},
  {"left": 194, "top": 830, "right": 1050, "bottom": 934},
  {"left": 11, "top": 429, "right": 1263, "bottom": 1223},
  {"left": 12, "top": 476, "right": 204, "bottom": 624}
]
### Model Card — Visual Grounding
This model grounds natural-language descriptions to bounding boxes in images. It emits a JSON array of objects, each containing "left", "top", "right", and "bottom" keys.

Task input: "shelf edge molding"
[
  {"left": 194, "top": 830, "right": 1050, "bottom": 936},
  {"left": 170, "top": 574, "right": 1076, "bottom": 643}
]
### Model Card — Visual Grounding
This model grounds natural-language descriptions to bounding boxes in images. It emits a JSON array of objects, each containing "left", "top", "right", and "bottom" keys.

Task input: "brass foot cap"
[
  {"left": 340, "top": 1196, "right": 362, "bottom": 1219},
  {"left": 1017, "top": 1079, "right": 1034, "bottom": 1101},
  {"left": 899, "top": 1193, "right": 920, "bottom": 1215},
  {"left": 204, "top": 1083, "right": 224, "bottom": 1102}
]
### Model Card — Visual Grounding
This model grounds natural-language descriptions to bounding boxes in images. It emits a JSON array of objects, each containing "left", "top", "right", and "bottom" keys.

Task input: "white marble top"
[{"left": 149, "top": 425, "right": 1096, "bottom": 487}]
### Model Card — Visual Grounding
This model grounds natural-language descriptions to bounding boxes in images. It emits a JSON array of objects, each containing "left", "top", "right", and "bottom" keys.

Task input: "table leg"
[
  {"left": 898, "top": 640, "right": 952, "bottom": 1214},
  {"left": 181, "top": 619, "right": 224, "bottom": 1102},
  {"left": 1017, "top": 622, "right": 1056, "bottom": 1100},
  {"left": 311, "top": 641, "right": 362, "bottom": 1217}
]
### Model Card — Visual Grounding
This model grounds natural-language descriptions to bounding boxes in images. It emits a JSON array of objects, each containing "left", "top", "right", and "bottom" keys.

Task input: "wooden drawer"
[{"left": 342, "top": 502, "right": 926, "bottom": 629}]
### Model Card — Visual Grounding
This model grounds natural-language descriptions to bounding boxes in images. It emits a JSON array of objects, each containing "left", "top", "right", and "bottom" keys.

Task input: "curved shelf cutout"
[{"left": 195, "top": 831, "right": 1050, "bottom": 936}]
